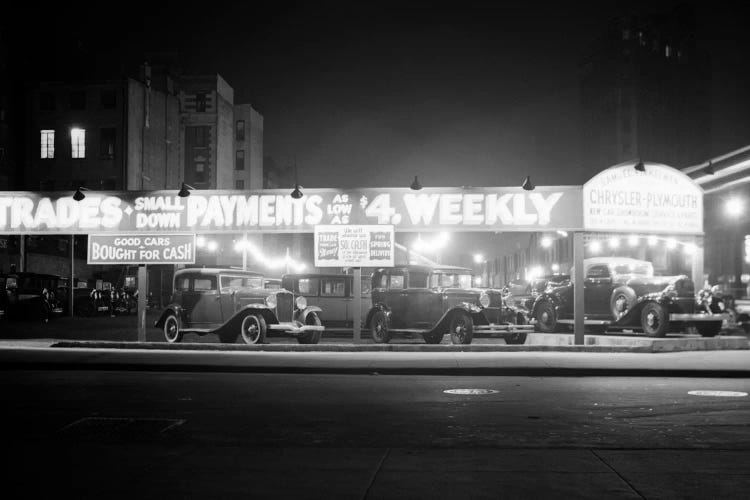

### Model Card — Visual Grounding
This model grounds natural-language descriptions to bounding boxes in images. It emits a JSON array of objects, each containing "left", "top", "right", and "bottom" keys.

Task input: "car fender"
[
  {"left": 295, "top": 306, "right": 323, "bottom": 323},
  {"left": 216, "top": 305, "right": 279, "bottom": 335},
  {"left": 365, "top": 303, "right": 390, "bottom": 329},
  {"left": 433, "top": 303, "right": 484, "bottom": 333},
  {"left": 154, "top": 305, "right": 183, "bottom": 328}
]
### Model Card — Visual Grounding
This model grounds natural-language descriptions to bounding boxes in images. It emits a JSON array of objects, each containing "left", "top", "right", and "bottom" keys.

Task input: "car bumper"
[
  {"left": 475, "top": 324, "right": 536, "bottom": 334},
  {"left": 268, "top": 323, "right": 325, "bottom": 334},
  {"left": 669, "top": 313, "right": 729, "bottom": 322},
  {"left": 51, "top": 307, "right": 64, "bottom": 315}
]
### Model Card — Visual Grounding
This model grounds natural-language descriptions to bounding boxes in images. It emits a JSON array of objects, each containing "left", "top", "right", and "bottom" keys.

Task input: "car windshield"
[
  {"left": 611, "top": 263, "right": 653, "bottom": 276},
  {"left": 431, "top": 272, "right": 473, "bottom": 289}
]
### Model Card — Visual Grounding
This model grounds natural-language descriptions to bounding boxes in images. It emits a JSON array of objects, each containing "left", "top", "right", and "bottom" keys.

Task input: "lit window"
[
  {"left": 236, "top": 120, "right": 245, "bottom": 141},
  {"left": 235, "top": 150, "right": 245, "bottom": 170},
  {"left": 71, "top": 128, "right": 86, "bottom": 158},
  {"left": 40, "top": 130, "right": 55, "bottom": 159}
]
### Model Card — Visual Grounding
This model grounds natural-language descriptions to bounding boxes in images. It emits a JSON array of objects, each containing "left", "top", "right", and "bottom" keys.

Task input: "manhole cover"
[
  {"left": 443, "top": 389, "right": 499, "bottom": 395},
  {"left": 688, "top": 390, "right": 748, "bottom": 397}
]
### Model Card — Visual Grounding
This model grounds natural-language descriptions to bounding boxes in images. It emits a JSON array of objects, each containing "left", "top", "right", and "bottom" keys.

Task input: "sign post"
[
  {"left": 573, "top": 231, "right": 585, "bottom": 346},
  {"left": 353, "top": 267, "right": 362, "bottom": 343},
  {"left": 137, "top": 265, "right": 147, "bottom": 341}
]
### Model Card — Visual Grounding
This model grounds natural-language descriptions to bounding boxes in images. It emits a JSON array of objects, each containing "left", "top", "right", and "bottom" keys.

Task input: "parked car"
[
  {"left": 506, "top": 274, "right": 571, "bottom": 311},
  {"left": 531, "top": 257, "right": 728, "bottom": 337},
  {"left": 154, "top": 268, "right": 325, "bottom": 344},
  {"left": 0, "top": 271, "right": 65, "bottom": 322},
  {"left": 55, "top": 283, "right": 97, "bottom": 317},
  {"left": 264, "top": 278, "right": 282, "bottom": 290},
  {"left": 366, "top": 264, "right": 532, "bottom": 344},
  {"left": 281, "top": 272, "right": 371, "bottom": 330}
]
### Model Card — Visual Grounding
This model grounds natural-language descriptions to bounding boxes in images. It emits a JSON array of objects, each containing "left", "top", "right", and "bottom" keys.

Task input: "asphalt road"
[{"left": 4, "top": 370, "right": 750, "bottom": 498}]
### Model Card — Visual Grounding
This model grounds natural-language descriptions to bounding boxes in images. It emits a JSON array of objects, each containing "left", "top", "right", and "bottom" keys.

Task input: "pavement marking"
[
  {"left": 688, "top": 390, "right": 748, "bottom": 397},
  {"left": 443, "top": 388, "right": 499, "bottom": 395}
]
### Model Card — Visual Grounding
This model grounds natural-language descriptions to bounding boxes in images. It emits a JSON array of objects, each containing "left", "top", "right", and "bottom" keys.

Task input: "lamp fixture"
[
  {"left": 177, "top": 182, "right": 195, "bottom": 197},
  {"left": 410, "top": 175, "right": 422, "bottom": 190},
  {"left": 704, "top": 160, "right": 714, "bottom": 175},
  {"left": 634, "top": 159, "right": 646, "bottom": 172},
  {"left": 521, "top": 176, "right": 534, "bottom": 191},
  {"left": 73, "top": 186, "right": 89, "bottom": 201},
  {"left": 290, "top": 158, "right": 303, "bottom": 199}
]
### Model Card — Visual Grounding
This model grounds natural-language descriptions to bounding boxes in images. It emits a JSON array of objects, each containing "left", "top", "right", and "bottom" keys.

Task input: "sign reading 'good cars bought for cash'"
[
  {"left": 87, "top": 233, "right": 196, "bottom": 265},
  {"left": 314, "top": 225, "right": 394, "bottom": 267}
]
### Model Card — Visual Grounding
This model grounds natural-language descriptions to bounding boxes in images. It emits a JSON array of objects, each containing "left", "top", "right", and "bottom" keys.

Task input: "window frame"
[
  {"left": 40, "top": 129, "right": 55, "bottom": 159},
  {"left": 71, "top": 128, "right": 86, "bottom": 159}
]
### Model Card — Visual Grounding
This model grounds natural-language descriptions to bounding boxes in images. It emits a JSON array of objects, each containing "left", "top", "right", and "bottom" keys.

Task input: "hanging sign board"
[
  {"left": 0, "top": 187, "right": 582, "bottom": 234},
  {"left": 315, "top": 225, "right": 394, "bottom": 267},
  {"left": 583, "top": 163, "right": 703, "bottom": 234},
  {"left": 87, "top": 233, "right": 196, "bottom": 265}
]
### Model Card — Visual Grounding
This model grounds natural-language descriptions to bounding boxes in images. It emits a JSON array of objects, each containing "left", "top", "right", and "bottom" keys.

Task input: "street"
[{"left": 4, "top": 369, "right": 750, "bottom": 498}]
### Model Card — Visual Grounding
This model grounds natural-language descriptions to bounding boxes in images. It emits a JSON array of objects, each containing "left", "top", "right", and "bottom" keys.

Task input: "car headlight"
[
  {"left": 479, "top": 292, "right": 490, "bottom": 308},
  {"left": 717, "top": 300, "right": 725, "bottom": 311},
  {"left": 295, "top": 296, "right": 307, "bottom": 310},
  {"left": 265, "top": 294, "right": 277, "bottom": 308}
]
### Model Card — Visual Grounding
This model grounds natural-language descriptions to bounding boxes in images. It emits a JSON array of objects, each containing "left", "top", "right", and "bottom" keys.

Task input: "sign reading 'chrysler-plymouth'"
[{"left": 0, "top": 187, "right": 583, "bottom": 234}]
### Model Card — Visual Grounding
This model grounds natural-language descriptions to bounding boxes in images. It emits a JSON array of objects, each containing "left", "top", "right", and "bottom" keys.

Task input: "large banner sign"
[
  {"left": 583, "top": 163, "right": 703, "bottom": 234},
  {"left": 0, "top": 187, "right": 583, "bottom": 234},
  {"left": 315, "top": 225, "right": 395, "bottom": 267}
]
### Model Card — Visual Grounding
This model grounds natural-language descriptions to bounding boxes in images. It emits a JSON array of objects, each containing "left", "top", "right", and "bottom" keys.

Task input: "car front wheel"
[
  {"left": 297, "top": 313, "right": 322, "bottom": 344},
  {"left": 641, "top": 302, "right": 668, "bottom": 337},
  {"left": 370, "top": 311, "right": 391, "bottom": 343},
  {"left": 535, "top": 301, "right": 559, "bottom": 333},
  {"left": 241, "top": 314, "right": 267, "bottom": 344},
  {"left": 163, "top": 314, "right": 182, "bottom": 343},
  {"left": 449, "top": 312, "right": 473, "bottom": 344}
]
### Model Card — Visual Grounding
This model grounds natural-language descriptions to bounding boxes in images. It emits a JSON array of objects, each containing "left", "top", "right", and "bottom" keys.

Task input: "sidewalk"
[{"left": 3, "top": 340, "right": 750, "bottom": 377}]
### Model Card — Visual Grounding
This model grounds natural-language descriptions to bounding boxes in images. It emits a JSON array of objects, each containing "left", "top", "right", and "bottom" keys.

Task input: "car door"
[
  {"left": 383, "top": 271, "right": 408, "bottom": 328},
  {"left": 319, "top": 276, "right": 348, "bottom": 327},
  {"left": 184, "top": 274, "right": 223, "bottom": 328},
  {"left": 404, "top": 270, "right": 433, "bottom": 328},
  {"left": 584, "top": 264, "right": 613, "bottom": 318}
]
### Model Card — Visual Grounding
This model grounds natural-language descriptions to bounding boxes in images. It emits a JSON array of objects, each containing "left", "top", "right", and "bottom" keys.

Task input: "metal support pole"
[
  {"left": 19, "top": 235, "right": 25, "bottom": 271},
  {"left": 353, "top": 267, "right": 362, "bottom": 343},
  {"left": 70, "top": 235, "right": 75, "bottom": 317},
  {"left": 573, "top": 231, "right": 585, "bottom": 346},
  {"left": 691, "top": 235, "right": 705, "bottom": 290},
  {"left": 137, "top": 265, "right": 147, "bottom": 341}
]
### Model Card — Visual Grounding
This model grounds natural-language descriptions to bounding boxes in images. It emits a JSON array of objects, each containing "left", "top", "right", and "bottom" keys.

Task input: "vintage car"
[
  {"left": 531, "top": 257, "right": 727, "bottom": 337},
  {"left": 154, "top": 268, "right": 325, "bottom": 344},
  {"left": 506, "top": 274, "right": 571, "bottom": 311},
  {"left": 281, "top": 272, "right": 372, "bottom": 330},
  {"left": 366, "top": 264, "right": 532, "bottom": 344},
  {"left": 0, "top": 272, "right": 65, "bottom": 322}
]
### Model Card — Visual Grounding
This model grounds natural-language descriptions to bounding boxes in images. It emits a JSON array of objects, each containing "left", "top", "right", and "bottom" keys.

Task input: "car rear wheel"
[
  {"left": 422, "top": 331, "right": 443, "bottom": 344},
  {"left": 641, "top": 302, "right": 668, "bottom": 337},
  {"left": 163, "top": 314, "right": 183, "bottom": 343},
  {"left": 449, "top": 312, "right": 473, "bottom": 344},
  {"left": 535, "top": 301, "right": 559, "bottom": 333},
  {"left": 610, "top": 287, "right": 637, "bottom": 321},
  {"left": 297, "top": 313, "right": 322, "bottom": 344},
  {"left": 696, "top": 322, "right": 722, "bottom": 337},
  {"left": 370, "top": 311, "right": 391, "bottom": 343},
  {"left": 241, "top": 314, "right": 267, "bottom": 345}
]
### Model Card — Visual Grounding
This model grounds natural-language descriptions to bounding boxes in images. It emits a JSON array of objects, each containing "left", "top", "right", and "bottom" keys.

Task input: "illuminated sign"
[
  {"left": 583, "top": 163, "right": 703, "bottom": 234},
  {"left": 0, "top": 187, "right": 583, "bottom": 234},
  {"left": 87, "top": 233, "right": 196, "bottom": 265},
  {"left": 745, "top": 235, "right": 750, "bottom": 265},
  {"left": 314, "top": 225, "right": 395, "bottom": 267}
]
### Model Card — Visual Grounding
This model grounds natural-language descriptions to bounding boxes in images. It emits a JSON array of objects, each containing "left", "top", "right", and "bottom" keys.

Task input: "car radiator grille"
[{"left": 276, "top": 292, "right": 294, "bottom": 322}]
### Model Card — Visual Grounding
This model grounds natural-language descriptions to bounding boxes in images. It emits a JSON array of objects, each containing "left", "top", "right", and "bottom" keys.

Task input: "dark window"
[
  {"left": 196, "top": 93, "right": 207, "bottom": 112},
  {"left": 175, "top": 277, "right": 190, "bottom": 291},
  {"left": 389, "top": 274, "right": 405, "bottom": 290},
  {"left": 408, "top": 271, "right": 429, "bottom": 288},
  {"left": 100, "top": 89, "right": 116, "bottom": 109},
  {"left": 70, "top": 91, "right": 86, "bottom": 110},
  {"left": 235, "top": 179, "right": 244, "bottom": 189},
  {"left": 235, "top": 150, "right": 245, "bottom": 170},
  {"left": 39, "top": 92, "right": 56, "bottom": 111},
  {"left": 193, "top": 277, "right": 216, "bottom": 291},
  {"left": 321, "top": 279, "right": 346, "bottom": 297},
  {"left": 586, "top": 265, "right": 610, "bottom": 279},
  {"left": 236, "top": 120, "right": 245, "bottom": 141},
  {"left": 195, "top": 162, "right": 206, "bottom": 183},
  {"left": 99, "top": 128, "right": 116, "bottom": 158},
  {"left": 297, "top": 278, "right": 320, "bottom": 295},
  {"left": 193, "top": 126, "right": 208, "bottom": 147}
]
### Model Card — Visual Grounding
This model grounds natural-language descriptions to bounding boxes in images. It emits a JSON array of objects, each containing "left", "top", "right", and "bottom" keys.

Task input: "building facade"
[{"left": 580, "top": 6, "right": 710, "bottom": 179}]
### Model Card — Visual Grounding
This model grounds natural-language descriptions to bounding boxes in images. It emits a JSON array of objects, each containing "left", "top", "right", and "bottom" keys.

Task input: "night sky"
[{"left": 4, "top": 1, "right": 749, "bottom": 189}]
